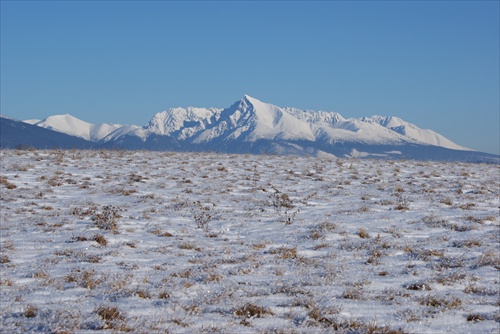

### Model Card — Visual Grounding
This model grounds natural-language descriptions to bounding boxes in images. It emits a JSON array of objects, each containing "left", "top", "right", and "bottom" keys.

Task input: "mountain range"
[{"left": 1, "top": 95, "right": 497, "bottom": 162}]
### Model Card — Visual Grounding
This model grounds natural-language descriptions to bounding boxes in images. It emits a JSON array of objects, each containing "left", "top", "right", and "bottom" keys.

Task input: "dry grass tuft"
[
  {"left": 0, "top": 254, "right": 11, "bottom": 264},
  {"left": 308, "top": 307, "right": 334, "bottom": 325},
  {"left": 419, "top": 295, "right": 462, "bottom": 309},
  {"left": 405, "top": 282, "right": 432, "bottom": 291},
  {"left": 467, "top": 313, "right": 484, "bottom": 322},
  {"left": 0, "top": 176, "right": 17, "bottom": 189},
  {"left": 235, "top": 303, "right": 273, "bottom": 318},
  {"left": 342, "top": 288, "right": 363, "bottom": 300},
  {"left": 96, "top": 305, "right": 122, "bottom": 321},
  {"left": 269, "top": 246, "right": 298, "bottom": 259},
  {"left": 93, "top": 234, "right": 107, "bottom": 246},
  {"left": 23, "top": 304, "right": 38, "bottom": 318},
  {"left": 358, "top": 228, "right": 370, "bottom": 239},
  {"left": 95, "top": 305, "right": 130, "bottom": 331}
]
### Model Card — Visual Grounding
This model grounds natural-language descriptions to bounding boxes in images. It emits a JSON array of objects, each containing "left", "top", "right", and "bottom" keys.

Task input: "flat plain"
[{"left": 1, "top": 149, "right": 499, "bottom": 333}]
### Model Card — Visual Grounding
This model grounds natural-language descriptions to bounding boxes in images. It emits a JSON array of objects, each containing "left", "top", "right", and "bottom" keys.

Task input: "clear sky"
[{"left": 1, "top": 1, "right": 499, "bottom": 154}]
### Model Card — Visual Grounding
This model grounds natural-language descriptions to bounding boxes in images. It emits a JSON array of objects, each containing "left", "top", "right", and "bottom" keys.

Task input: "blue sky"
[{"left": 1, "top": 1, "right": 499, "bottom": 154}]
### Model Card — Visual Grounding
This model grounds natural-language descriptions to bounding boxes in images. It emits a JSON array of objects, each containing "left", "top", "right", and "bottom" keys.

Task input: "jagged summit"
[
  {"left": 242, "top": 93, "right": 253, "bottom": 100},
  {"left": 145, "top": 106, "right": 221, "bottom": 139},
  {"left": 242, "top": 94, "right": 268, "bottom": 106}
]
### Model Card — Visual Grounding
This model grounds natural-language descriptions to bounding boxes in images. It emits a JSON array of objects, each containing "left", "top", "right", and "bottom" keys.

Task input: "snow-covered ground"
[{"left": 1, "top": 149, "right": 498, "bottom": 333}]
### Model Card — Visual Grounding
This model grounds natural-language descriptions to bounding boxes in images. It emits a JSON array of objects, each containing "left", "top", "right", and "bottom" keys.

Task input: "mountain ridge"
[
  {"left": 1, "top": 96, "right": 497, "bottom": 162},
  {"left": 136, "top": 95, "right": 471, "bottom": 151}
]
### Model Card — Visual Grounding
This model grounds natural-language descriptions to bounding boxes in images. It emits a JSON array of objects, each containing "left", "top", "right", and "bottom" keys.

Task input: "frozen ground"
[{"left": 0, "top": 149, "right": 498, "bottom": 333}]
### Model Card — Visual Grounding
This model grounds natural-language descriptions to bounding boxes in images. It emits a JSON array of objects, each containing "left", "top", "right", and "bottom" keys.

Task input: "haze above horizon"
[{"left": 1, "top": 1, "right": 498, "bottom": 154}]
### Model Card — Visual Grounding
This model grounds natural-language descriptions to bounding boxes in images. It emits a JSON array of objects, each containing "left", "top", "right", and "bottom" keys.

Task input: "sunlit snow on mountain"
[{"left": 1, "top": 95, "right": 497, "bottom": 162}]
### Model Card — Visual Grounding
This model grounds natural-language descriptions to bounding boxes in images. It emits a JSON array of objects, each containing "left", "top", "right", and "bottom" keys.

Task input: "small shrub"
[
  {"left": 358, "top": 228, "right": 370, "bottom": 239},
  {"left": 459, "top": 203, "right": 475, "bottom": 210},
  {"left": 172, "top": 269, "right": 192, "bottom": 279},
  {"left": 0, "top": 279, "right": 13, "bottom": 286},
  {"left": 269, "top": 246, "right": 298, "bottom": 259},
  {"left": 477, "top": 249, "right": 500, "bottom": 269},
  {"left": 205, "top": 272, "right": 223, "bottom": 282},
  {"left": 464, "top": 284, "right": 488, "bottom": 295},
  {"left": 359, "top": 206, "right": 370, "bottom": 213},
  {"left": 0, "top": 176, "right": 16, "bottom": 189},
  {"left": 78, "top": 270, "right": 101, "bottom": 289},
  {"left": 440, "top": 197, "right": 453, "bottom": 206},
  {"left": 183, "top": 281, "right": 194, "bottom": 288},
  {"left": 151, "top": 229, "right": 173, "bottom": 237},
  {"left": 418, "top": 249, "right": 444, "bottom": 261},
  {"left": 171, "top": 318, "right": 190, "bottom": 327},
  {"left": 158, "top": 291, "right": 170, "bottom": 299},
  {"left": 92, "top": 206, "right": 122, "bottom": 232},
  {"left": 419, "top": 295, "right": 462, "bottom": 309},
  {"left": 96, "top": 306, "right": 123, "bottom": 320},
  {"left": 313, "top": 243, "right": 330, "bottom": 250},
  {"left": 467, "top": 313, "right": 484, "bottom": 322},
  {"left": 129, "top": 173, "right": 143, "bottom": 183},
  {"left": 401, "top": 309, "right": 423, "bottom": 323},
  {"left": 437, "top": 255, "right": 465, "bottom": 269},
  {"left": 394, "top": 185, "right": 404, "bottom": 193},
  {"left": 0, "top": 255, "right": 11, "bottom": 264},
  {"left": 342, "top": 288, "right": 362, "bottom": 300},
  {"left": 308, "top": 307, "right": 333, "bottom": 325},
  {"left": 451, "top": 224, "right": 474, "bottom": 232},
  {"left": 93, "top": 234, "right": 107, "bottom": 246},
  {"left": 33, "top": 269, "right": 48, "bottom": 278},
  {"left": 452, "top": 239, "right": 481, "bottom": 248},
  {"left": 179, "top": 242, "right": 201, "bottom": 252},
  {"left": 23, "top": 304, "right": 38, "bottom": 318},
  {"left": 96, "top": 305, "right": 126, "bottom": 329},
  {"left": 404, "top": 282, "right": 432, "bottom": 291},
  {"left": 135, "top": 289, "right": 151, "bottom": 299},
  {"left": 193, "top": 204, "right": 212, "bottom": 231},
  {"left": 270, "top": 188, "right": 294, "bottom": 213},
  {"left": 394, "top": 195, "right": 409, "bottom": 211},
  {"left": 318, "top": 221, "right": 337, "bottom": 232},
  {"left": 394, "top": 203, "right": 409, "bottom": 211},
  {"left": 367, "top": 250, "right": 384, "bottom": 265},
  {"left": 235, "top": 303, "right": 273, "bottom": 318},
  {"left": 435, "top": 271, "right": 467, "bottom": 285}
]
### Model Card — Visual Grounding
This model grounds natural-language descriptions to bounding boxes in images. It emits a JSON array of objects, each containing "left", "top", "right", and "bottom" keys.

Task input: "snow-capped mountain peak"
[
  {"left": 28, "top": 114, "right": 123, "bottom": 142},
  {"left": 363, "top": 115, "right": 407, "bottom": 128}
]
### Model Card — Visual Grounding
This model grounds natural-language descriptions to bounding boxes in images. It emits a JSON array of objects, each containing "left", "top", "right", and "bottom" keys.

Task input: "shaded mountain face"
[{"left": 1, "top": 96, "right": 497, "bottom": 162}]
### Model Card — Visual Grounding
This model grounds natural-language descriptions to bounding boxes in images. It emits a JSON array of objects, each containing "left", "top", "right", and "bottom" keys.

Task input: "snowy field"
[{"left": 1, "top": 149, "right": 498, "bottom": 333}]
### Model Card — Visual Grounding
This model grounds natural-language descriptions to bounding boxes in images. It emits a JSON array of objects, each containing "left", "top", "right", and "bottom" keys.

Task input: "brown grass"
[
  {"left": 93, "top": 234, "right": 107, "bottom": 246},
  {"left": 23, "top": 304, "right": 38, "bottom": 318},
  {"left": 269, "top": 246, "right": 298, "bottom": 259},
  {"left": 235, "top": 303, "right": 273, "bottom": 318},
  {"left": 358, "top": 228, "right": 370, "bottom": 239}
]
